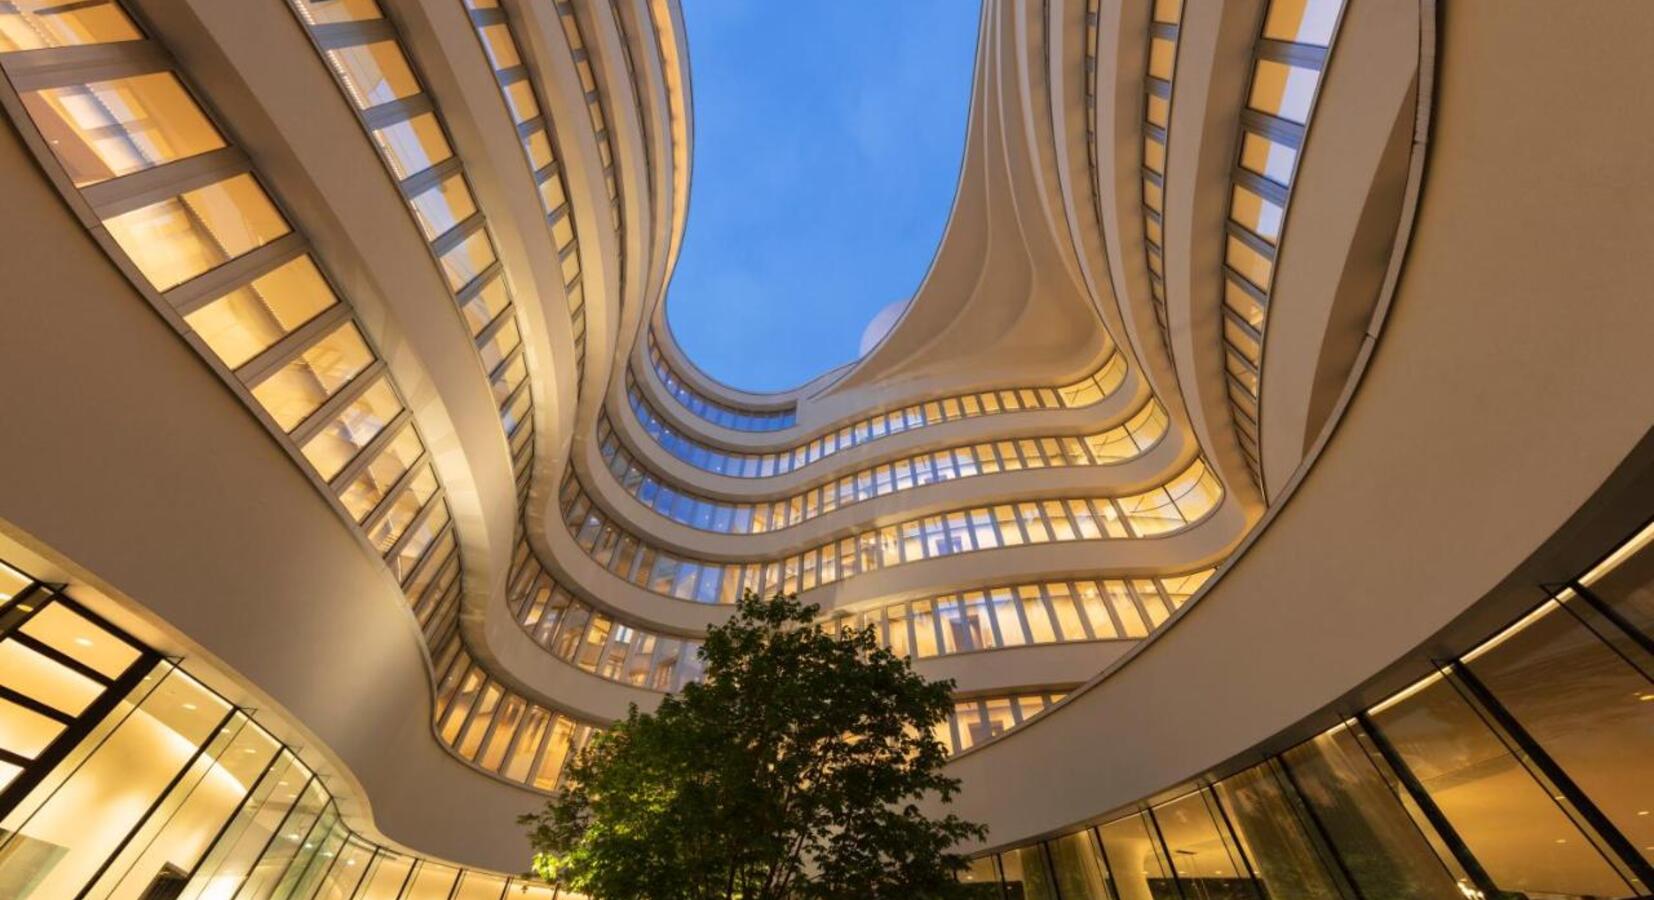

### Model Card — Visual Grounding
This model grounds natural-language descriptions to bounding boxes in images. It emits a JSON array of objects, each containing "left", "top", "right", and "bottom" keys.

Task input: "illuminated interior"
[{"left": 0, "top": 0, "right": 1649, "bottom": 896}]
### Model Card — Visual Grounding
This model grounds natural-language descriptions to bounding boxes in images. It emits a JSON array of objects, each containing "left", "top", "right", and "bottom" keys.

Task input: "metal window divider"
[
  {"left": 326, "top": 409, "right": 415, "bottom": 494},
  {"left": 0, "top": 39, "right": 170, "bottom": 92},
  {"left": 1446, "top": 661, "right": 1654, "bottom": 890},
  {"left": 80, "top": 145, "right": 252, "bottom": 221},
  {"left": 287, "top": 358, "right": 393, "bottom": 450},
  {"left": 232, "top": 302, "right": 356, "bottom": 392},
  {"left": 162, "top": 232, "right": 310, "bottom": 317},
  {"left": 1350, "top": 712, "right": 1500, "bottom": 897},
  {"left": 359, "top": 451, "right": 437, "bottom": 538}
]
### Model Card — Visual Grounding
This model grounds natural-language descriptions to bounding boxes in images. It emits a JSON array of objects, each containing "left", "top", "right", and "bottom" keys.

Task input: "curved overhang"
[{"left": 929, "top": 0, "right": 1654, "bottom": 849}]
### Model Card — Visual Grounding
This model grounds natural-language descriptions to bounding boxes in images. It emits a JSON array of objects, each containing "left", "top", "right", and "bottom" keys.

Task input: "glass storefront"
[
  {"left": 0, "top": 560, "right": 566, "bottom": 900},
  {"left": 968, "top": 519, "right": 1654, "bottom": 899}
]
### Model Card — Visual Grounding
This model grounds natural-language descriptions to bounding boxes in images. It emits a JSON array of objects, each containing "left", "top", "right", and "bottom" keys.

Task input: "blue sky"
[{"left": 663, "top": 1, "right": 981, "bottom": 392}]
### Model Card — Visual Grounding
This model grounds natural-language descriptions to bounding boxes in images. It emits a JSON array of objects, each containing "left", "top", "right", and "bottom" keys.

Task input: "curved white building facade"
[{"left": 0, "top": 0, "right": 1651, "bottom": 897}]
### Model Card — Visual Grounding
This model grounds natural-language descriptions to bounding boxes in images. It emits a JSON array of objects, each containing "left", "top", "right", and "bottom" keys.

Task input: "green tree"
[{"left": 520, "top": 591, "right": 987, "bottom": 899}]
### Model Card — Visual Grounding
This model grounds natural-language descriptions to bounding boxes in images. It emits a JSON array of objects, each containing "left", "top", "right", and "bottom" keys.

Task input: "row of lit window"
[
  {"left": 557, "top": 459, "right": 1224, "bottom": 604},
  {"left": 506, "top": 527, "right": 1213, "bottom": 694},
  {"left": 1141, "top": 0, "right": 1184, "bottom": 352},
  {"left": 645, "top": 330, "right": 797, "bottom": 431},
  {"left": 554, "top": 0, "right": 622, "bottom": 226},
  {"left": 835, "top": 570, "right": 1213, "bottom": 666},
  {"left": 0, "top": 8, "right": 471, "bottom": 641},
  {"left": 968, "top": 524, "right": 1654, "bottom": 899},
  {"left": 596, "top": 399, "right": 1169, "bottom": 535},
  {"left": 938, "top": 692, "right": 1066, "bottom": 757},
  {"left": 1083, "top": 0, "right": 1102, "bottom": 223},
  {"left": 1222, "top": 0, "right": 1346, "bottom": 489},
  {"left": 623, "top": 352, "right": 1129, "bottom": 478},
  {"left": 606, "top": 0, "right": 655, "bottom": 209},
  {"left": 431, "top": 634, "right": 604, "bottom": 794},
  {"left": 507, "top": 539, "right": 705, "bottom": 693},
  {"left": 0, "top": 558, "right": 566, "bottom": 898},
  {"left": 0, "top": 0, "right": 589, "bottom": 813},
  {"left": 283, "top": 0, "right": 549, "bottom": 494},
  {"left": 0, "top": 571, "right": 150, "bottom": 802},
  {"left": 460, "top": 0, "right": 595, "bottom": 386}
]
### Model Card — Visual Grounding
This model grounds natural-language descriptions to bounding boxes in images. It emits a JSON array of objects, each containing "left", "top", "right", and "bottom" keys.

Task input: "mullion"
[
  {"left": 0, "top": 39, "right": 170, "bottom": 92},
  {"left": 232, "top": 303, "right": 354, "bottom": 391},
  {"left": 80, "top": 145, "right": 250, "bottom": 220},
  {"left": 6, "top": 632, "right": 113, "bottom": 686},
  {"left": 356, "top": 447, "right": 432, "bottom": 530},
  {"left": 288, "top": 358, "right": 390, "bottom": 448},
  {"left": 164, "top": 232, "right": 308, "bottom": 317},
  {"left": 327, "top": 410, "right": 413, "bottom": 492}
]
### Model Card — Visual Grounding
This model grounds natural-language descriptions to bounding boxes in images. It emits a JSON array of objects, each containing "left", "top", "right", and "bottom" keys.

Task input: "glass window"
[
  {"left": 1000, "top": 844, "right": 1058, "bottom": 900},
  {"left": 1147, "top": 37, "right": 1176, "bottom": 81},
  {"left": 104, "top": 173, "right": 290, "bottom": 292},
  {"left": 0, "top": 637, "right": 102, "bottom": 714},
  {"left": 372, "top": 112, "right": 452, "bottom": 180},
  {"left": 1048, "top": 829, "right": 1114, "bottom": 899},
  {"left": 300, "top": 373, "right": 402, "bottom": 479},
  {"left": 17, "top": 602, "right": 140, "bottom": 679},
  {"left": 89, "top": 715, "right": 281, "bottom": 899},
  {"left": 291, "top": 0, "right": 384, "bottom": 24},
  {"left": 1249, "top": 59, "right": 1321, "bottom": 124},
  {"left": 1214, "top": 761, "right": 1346, "bottom": 899},
  {"left": 1226, "top": 234, "right": 1274, "bottom": 291},
  {"left": 0, "top": 666, "right": 230, "bottom": 898},
  {"left": 1463, "top": 601, "right": 1654, "bottom": 863},
  {"left": 1151, "top": 789, "right": 1253, "bottom": 892},
  {"left": 458, "top": 275, "right": 512, "bottom": 337},
  {"left": 1146, "top": 92, "right": 1170, "bottom": 129},
  {"left": 0, "top": 0, "right": 140, "bottom": 51},
  {"left": 1225, "top": 315, "right": 1263, "bottom": 365},
  {"left": 249, "top": 320, "right": 374, "bottom": 431},
  {"left": 1578, "top": 523, "right": 1654, "bottom": 644},
  {"left": 409, "top": 171, "right": 478, "bottom": 241},
  {"left": 1263, "top": 0, "right": 1343, "bottom": 47},
  {"left": 325, "top": 40, "right": 418, "bottom": 109},
  {"left": 1280, "top": 724, "right": 1464, "bottom": 898},
  {"left": 338, "top": 423, "right": 423, "bottom": 521},
  {"left": 23, "top": 73, "right": 224, "bottom": 187},
  {"left": 186, "top": 255, "right": 337, "bottom": 368},
  {"left": 990, "top": 589, "right": 1026, "bottom": 646},
  {"left": 1097, "top": 813, "right": 1173, "bottom": 900},
  {"left": 0, "top": 695, "right": 63, "bottom": 759},
  {"left": 1232, "top": 183, "right": 1285, "bottom": 243},
  {"left": 438, "top": 228, "right": 497, "bottom": 292},
  {"left": 1020, "top": 588, "right": 1056, "bottom": 644},
  {"left": 476, "top": 22, "right": 522, "bottom": 70},
  {"left": 1368, "top": 674, "right": 1636, "bottom": 897},
  {"left": 1239, "top": 130, "right": 1298, "bottom": 187}
]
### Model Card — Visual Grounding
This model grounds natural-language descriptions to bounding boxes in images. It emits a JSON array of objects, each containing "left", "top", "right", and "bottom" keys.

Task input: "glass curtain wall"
[
  {"left": 282, "top": 0, "right": 545, "bottom": 496},
  {"left": 1221, "top": 0, "right": 1349, "bottom": 487},
  {"left": 966, "top": 519, "right": 1654, "bottom": 899},
  {"left": 506, "top": 529, "right": 1213, "bottom": 694},
  {"left": 645, "top": 331, "right": 796, "bottom": 431},
  {"left": 556, "top": 460, "right": 1224, "bottom": 604},
  {"left": 0, "top": 557, "right": 569, "bottom": 900},
  {"left": 596, "top": 399, "right": 1169, "bottom": 535},
  {"left": 0, "top": 0, "right": 470, "bottom": 670},
  {"left": 623, "top": 352, "right": 1129, "bottom": 477}
]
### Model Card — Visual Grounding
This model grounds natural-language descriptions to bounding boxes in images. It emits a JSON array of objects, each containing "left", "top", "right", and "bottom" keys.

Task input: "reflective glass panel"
[
  {"left": 23, "top": 73, "right": 223, "bottom": 187},
  {"left": 186, "top": 255, "right": 337, "bottom": 368},
  {"left": 1369, "top": 675, "right": 1635, "bottom": 897},
  {"left": 249, "top": 321, "right": 373, "bottom": 431},
  {"left": 0, "top": 0, "right": 139, "bottom": 51},
  {"left": 104, "top": 174, "right": 290, "bottom": 291}
]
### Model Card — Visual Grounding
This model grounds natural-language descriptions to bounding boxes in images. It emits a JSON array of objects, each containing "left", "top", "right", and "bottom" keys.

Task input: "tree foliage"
[{"left": 520, "top": 591, "right": 987, "bottom": 899}]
